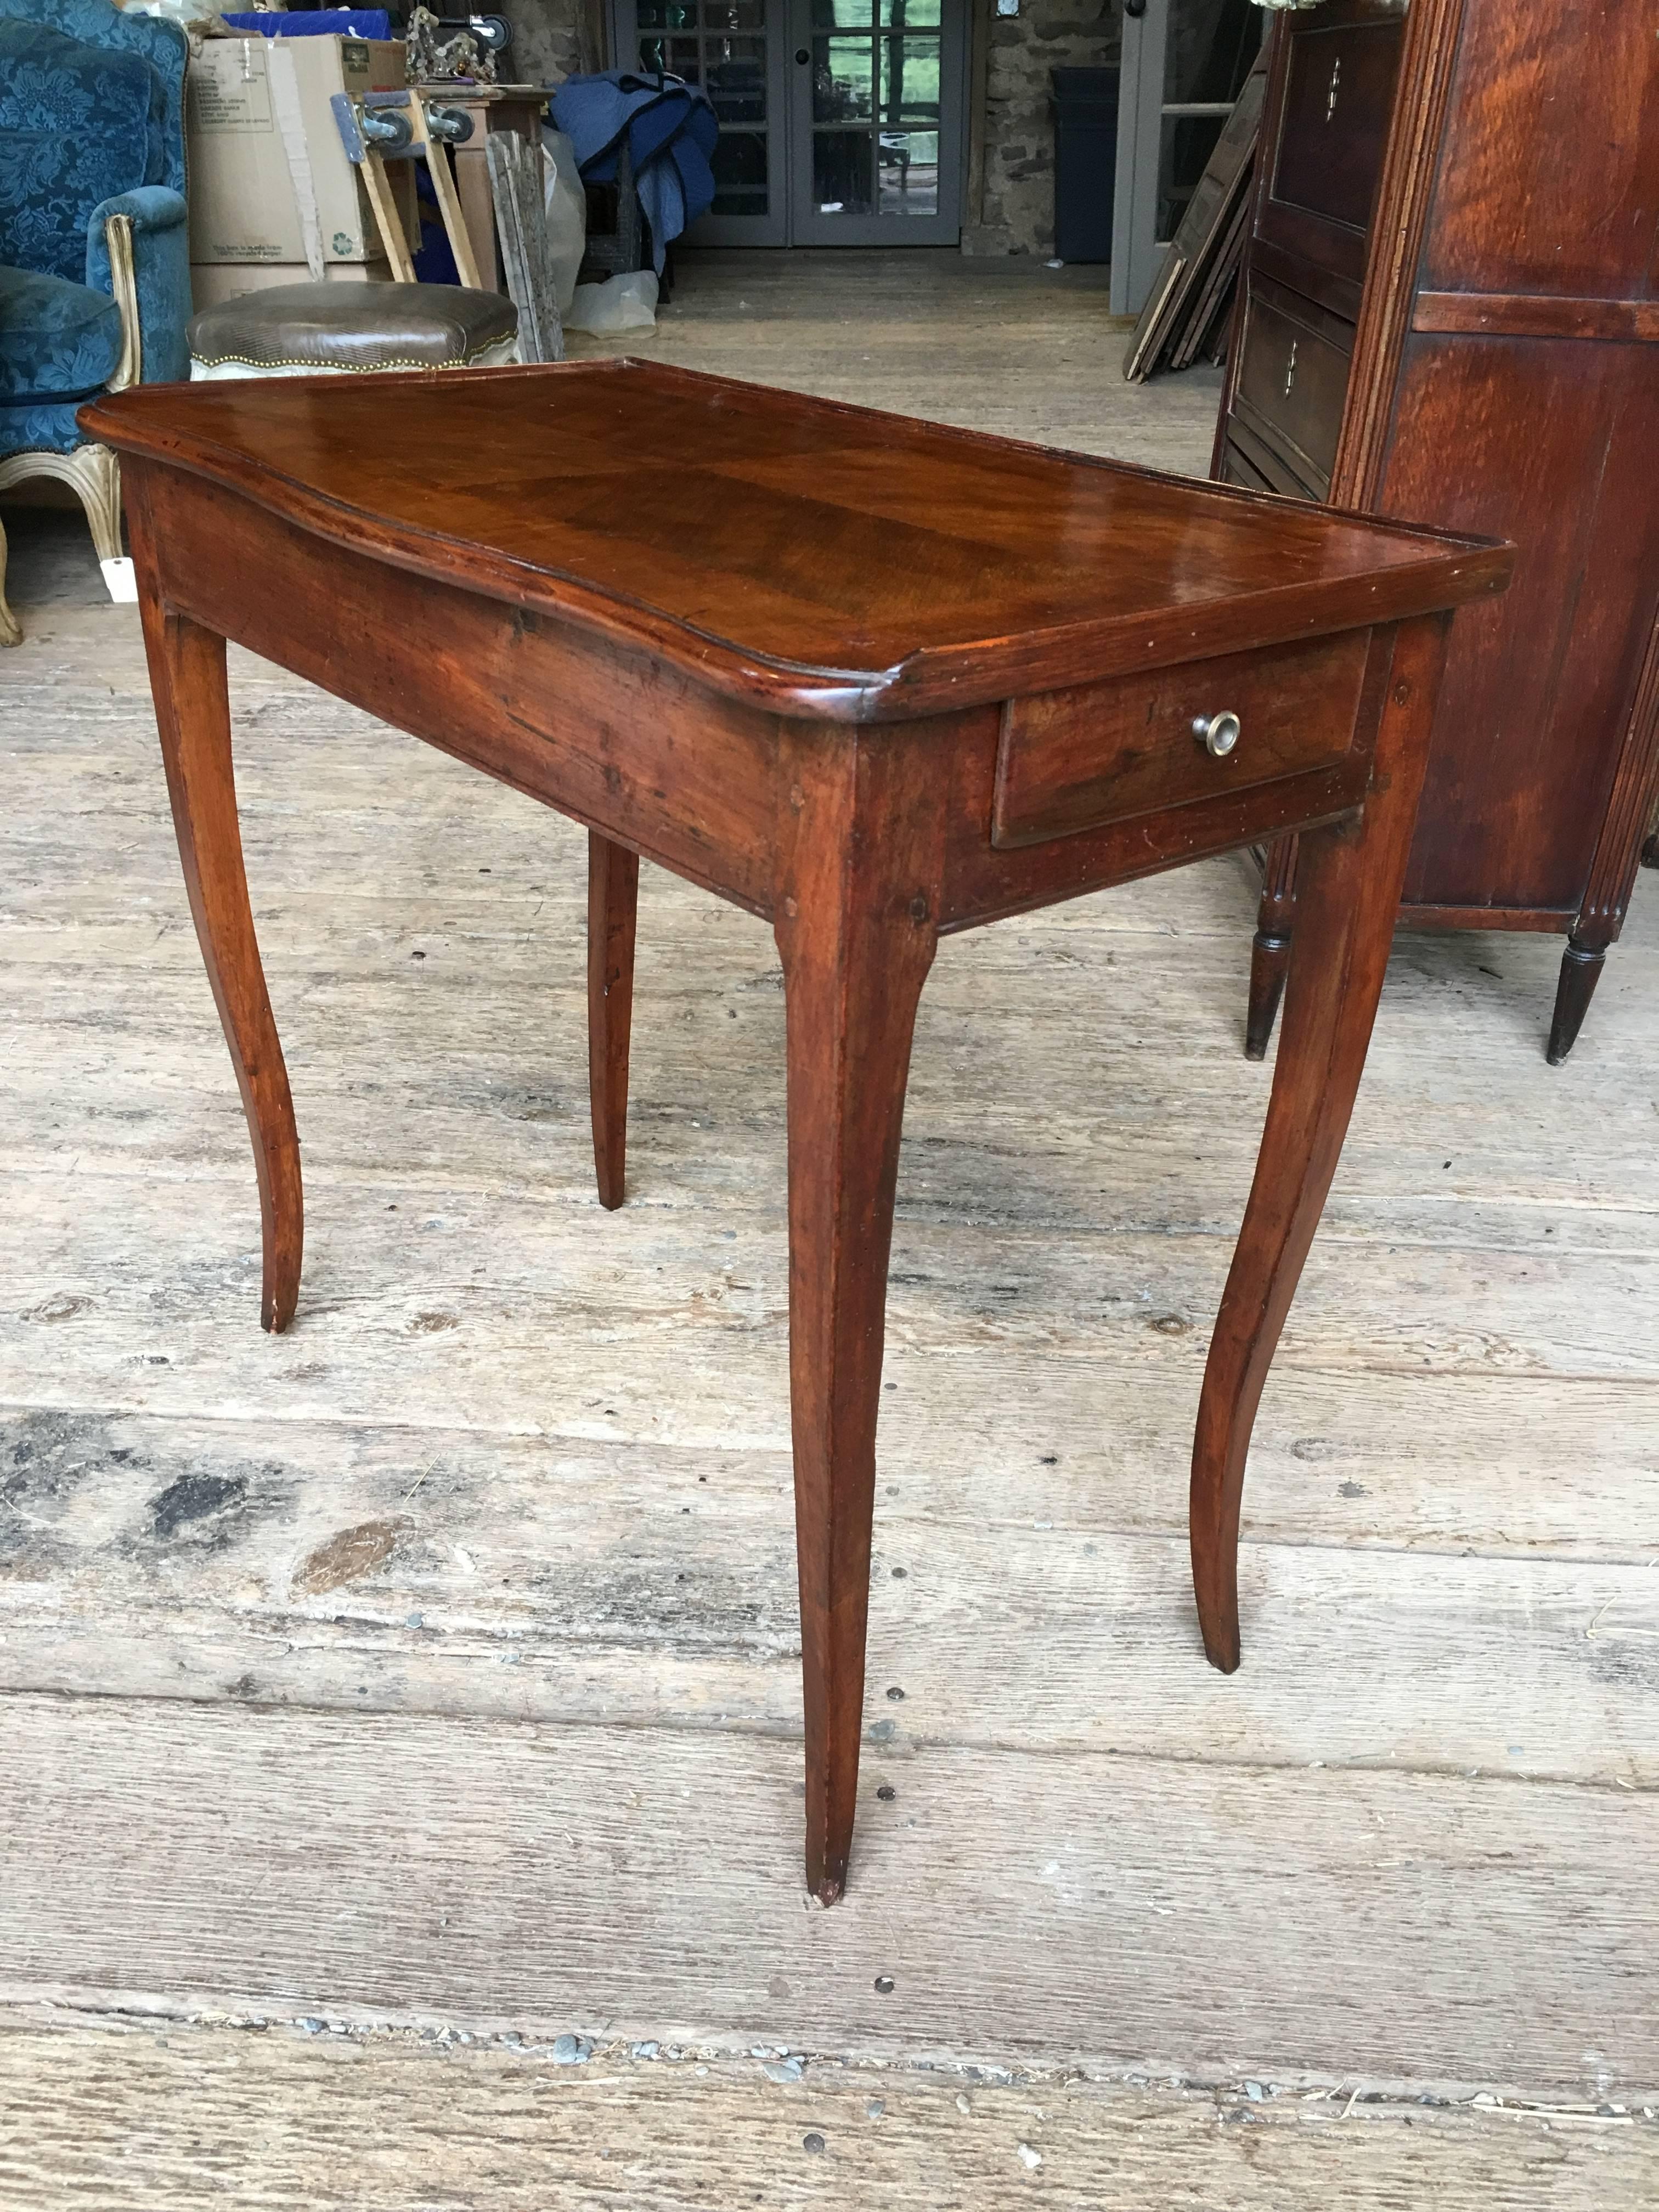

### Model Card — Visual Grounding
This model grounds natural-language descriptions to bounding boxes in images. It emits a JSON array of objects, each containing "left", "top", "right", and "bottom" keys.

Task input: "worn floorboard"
[
  {"left": 1, "top": 245, "right": 1655, "bottom": 2194},
  {"left": 3, "top": 1693, "right": 1656, "bottom": 2102},
  {"left": 4, "top": 1393, "right": 1658, "bottom": 1784},
  {"left": 1, "top": 2009, "right": 1651, "bottom": 2212},
  {"left": 571, "top": 248, "right": 1226, "bottom": 475}
]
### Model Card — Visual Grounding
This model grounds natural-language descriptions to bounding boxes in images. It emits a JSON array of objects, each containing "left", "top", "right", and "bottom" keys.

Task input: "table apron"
[
  {"left": 130, "top": 464, "right": 783, "bottom": 919},
  {"left": 939, "top": 774, "right": 1370, "bottom": 934},
  {"left": 938, "top": 623, "right": 1397, "bottom": 931},
  {"left": 129, "top": 465, "right": 1398, "bottom": 940}
]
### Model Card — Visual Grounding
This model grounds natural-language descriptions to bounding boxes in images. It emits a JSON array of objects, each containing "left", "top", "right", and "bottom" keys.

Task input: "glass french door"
[
  {"left": 624, "top": 0, "right": 791, "bottom": 244},
  {"left": 610, "top": 0, "right": 966, "bottom": 246},
  {"left": 1111, "top": 0, "right": 1261, "bottom": 313},
  {"left": 787, "top": 0, "right": 964, "bottom": 246}
]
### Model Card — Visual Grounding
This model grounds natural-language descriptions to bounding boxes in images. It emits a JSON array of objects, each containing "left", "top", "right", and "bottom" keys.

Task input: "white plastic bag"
[
  {"left": 564, "top": 269, "right": 659, "bottom": 337},
  {"left": 540, "top": 129, "right": 588, "bottom": 315}
]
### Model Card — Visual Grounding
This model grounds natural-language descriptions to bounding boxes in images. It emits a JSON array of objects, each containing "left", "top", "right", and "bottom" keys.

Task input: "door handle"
[{"left": 795, "top": 46, "right": 809, "bottom": 62}]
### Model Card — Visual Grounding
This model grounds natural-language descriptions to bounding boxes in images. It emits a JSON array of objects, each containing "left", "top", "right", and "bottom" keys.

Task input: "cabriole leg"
[
  {"left": 136, "top": 580, "right": 302, "bottom": 1332},
  {"left": 1192, "top": 619, "right": 1447, "bottom": 1671},
  {"left": 0, "top": 514, "right": 19, "bottom": 647}
]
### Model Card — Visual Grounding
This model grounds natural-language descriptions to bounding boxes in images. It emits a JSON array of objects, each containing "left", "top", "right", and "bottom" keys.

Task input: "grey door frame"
[{"left": 606, "top": 0, "right": 968, "bottom": 248}]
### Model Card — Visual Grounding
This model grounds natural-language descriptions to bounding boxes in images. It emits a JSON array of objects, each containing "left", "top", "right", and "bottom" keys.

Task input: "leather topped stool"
[{"left": 188, "top": 282, "right": 519, "bottom": 381}]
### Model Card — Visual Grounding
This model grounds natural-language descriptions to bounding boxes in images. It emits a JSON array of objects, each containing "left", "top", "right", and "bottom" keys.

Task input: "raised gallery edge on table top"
[{"left": 82, "top": 359, "right": 1509, "bottom": 720}]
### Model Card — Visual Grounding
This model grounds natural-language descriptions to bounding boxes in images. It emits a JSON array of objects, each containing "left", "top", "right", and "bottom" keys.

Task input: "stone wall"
[
  {"left": 492, "top": 0, "right": 598, "bottom": 86},
  {"left": 964, "top": 0, "right": 1121, "bottom": 259}
]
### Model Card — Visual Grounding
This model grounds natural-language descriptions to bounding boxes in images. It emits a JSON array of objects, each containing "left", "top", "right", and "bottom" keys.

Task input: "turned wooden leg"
[
  {"left": 586, "top": 830, "right": 639, "bottom": 1209},
  {"left": 1545, "top": 936, "right": 1607, "bottom": 1065},
  {"left": 1192, "top": 618, "right": 1447, "bottom": 1672},
  {"left": 136, "top": 584, "right": 302, "bottom": 1332},
  {"left": 774, "top": 729, "right": 946, "bottom": 1905},
  {"left": 1551, "top": 631, "right": 1659, "bottom": 1054},
  {"left": 1245, "top": 835, "right": 1298, "bottom": 1060}
]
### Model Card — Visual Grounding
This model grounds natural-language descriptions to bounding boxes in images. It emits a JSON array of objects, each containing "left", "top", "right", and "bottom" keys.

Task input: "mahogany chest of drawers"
[{"left": 1213, "top": 0, "right": 1659, "bottom": 1062}]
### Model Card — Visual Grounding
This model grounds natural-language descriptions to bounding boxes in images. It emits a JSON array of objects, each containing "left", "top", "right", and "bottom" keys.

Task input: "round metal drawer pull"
[{"left": 1193, "top": 709, "right": 1241, "bottom": 758}]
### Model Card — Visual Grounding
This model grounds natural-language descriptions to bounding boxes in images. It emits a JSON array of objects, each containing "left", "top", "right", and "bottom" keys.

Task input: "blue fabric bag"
[
  {"left": 219, "top": 11, "right": 393, "bottom": 36},
  {"left": 550, "top": 70, "right": 718, "bottom": 273}
]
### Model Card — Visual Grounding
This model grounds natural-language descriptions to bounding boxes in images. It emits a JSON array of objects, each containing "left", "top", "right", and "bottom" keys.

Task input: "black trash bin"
[{"left": 1052, "top": 67, "right": 1120, "bottom": 264}]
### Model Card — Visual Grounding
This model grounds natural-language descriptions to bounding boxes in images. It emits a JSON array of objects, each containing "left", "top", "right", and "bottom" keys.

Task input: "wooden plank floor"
[
  {"left": 569, "top": 245, "right": 1228, "bottom": 469},
  {"left": 2, "top": 2008, "right": 1650, "bottom": 2212},
  {"left": 2, "top": 249, "right": 1656, "bottom": 2203}
]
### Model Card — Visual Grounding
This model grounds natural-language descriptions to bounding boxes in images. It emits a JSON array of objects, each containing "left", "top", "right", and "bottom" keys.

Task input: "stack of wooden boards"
[{"left": 1122, "top": 52, "right": 1266, "bottom": 385}]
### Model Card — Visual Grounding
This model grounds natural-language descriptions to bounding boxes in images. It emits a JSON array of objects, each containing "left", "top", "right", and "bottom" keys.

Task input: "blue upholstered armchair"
[{"left": 0, "top": 0, "right": 189, "bottom": 641}]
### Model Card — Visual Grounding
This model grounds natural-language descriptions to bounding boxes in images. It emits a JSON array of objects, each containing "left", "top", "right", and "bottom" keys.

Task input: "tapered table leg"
[
  {"left": 1545, "top": 935, "right": 1607, "bottom": 1065},
  {"left": 775, "top": 731, "right": 946, "bottom": 1905},
  {"left": 587, "top": 830, "right": 639, "bottom": 1209},
  {"left": 138, "top": 598, "right": 302, "bottom": 1332},
  {"left": 1192, "top": 618, "right": 1448, "bottom": 1671}
]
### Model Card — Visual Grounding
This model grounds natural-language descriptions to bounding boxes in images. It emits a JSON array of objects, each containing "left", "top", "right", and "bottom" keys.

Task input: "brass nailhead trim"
[{"left": 190, "top": 343, "right": 514, "bottom": 373}]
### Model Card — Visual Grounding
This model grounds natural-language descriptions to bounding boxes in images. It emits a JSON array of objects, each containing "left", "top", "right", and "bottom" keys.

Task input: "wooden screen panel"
[
  {"left": 1226, "top": 414, "right": 1325, "bottom": 500},
  {"left": 1232, "top": 279, "right": 1353, "bottom": 493},
  {"left": 1422, "top": 0, "right": 1659, "bottom": 300},
  {"left": 1383, "top": 334, "right": 1659, "bottom": 913},
  {"left": 1218, "top": 443, "right": 1272, "bottom": 494},
  {"left": 1272, "top": 14, "right": 1406, "bottom": 235}
]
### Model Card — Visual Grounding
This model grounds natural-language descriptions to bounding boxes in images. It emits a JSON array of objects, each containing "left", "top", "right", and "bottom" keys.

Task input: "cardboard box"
[
  {"left": 189, "top": 261, "right": 398, "bottom": 314},
  {"left": 187, "top": 35, "right": 412, "bottom": 269}
]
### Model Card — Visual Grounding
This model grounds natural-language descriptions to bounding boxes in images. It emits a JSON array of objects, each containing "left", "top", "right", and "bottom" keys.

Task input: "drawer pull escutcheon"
[{"left": 1194, "top": 710, "right": 1242, "bottom": 758}]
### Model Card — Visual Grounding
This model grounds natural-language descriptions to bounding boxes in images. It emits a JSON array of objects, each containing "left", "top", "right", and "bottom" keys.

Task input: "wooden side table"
[
  {"left": 412, "top": 82, "right": 549, "bottom": 292},
  {"left": 81, "top": 361, "right": 1508, "bottom": 1901}
]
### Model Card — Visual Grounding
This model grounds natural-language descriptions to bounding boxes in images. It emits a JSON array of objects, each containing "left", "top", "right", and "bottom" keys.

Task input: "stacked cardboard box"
[{"left": 187, "top": 35, "right": 419, "bottom": 310}]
